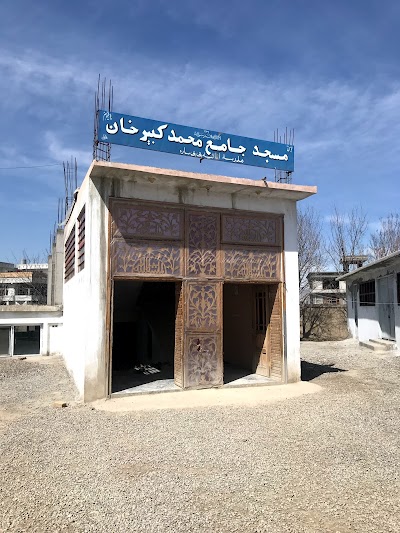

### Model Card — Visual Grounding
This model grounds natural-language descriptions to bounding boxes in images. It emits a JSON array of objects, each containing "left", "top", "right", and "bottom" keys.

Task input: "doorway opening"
[
  {"left": 223, "top": 283, "right": 274, "bottom": 386},
  {"left": 111, "top": 280, "right": 179, "bottom": 394},
  {"left": 377, "top": 276, "right": 395, "bottom": 341},
  {"left": 0, "top": 325, "right": 41, "bottom": 356},
  {"left": 0, "top": 326, "right": 10, "bottom": 356},
  {"left": 14, "top": 325, "right": 40, "bottom": 355}
]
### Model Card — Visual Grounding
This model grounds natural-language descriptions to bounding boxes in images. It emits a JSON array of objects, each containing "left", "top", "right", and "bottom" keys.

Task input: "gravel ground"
[{"left": 1, "top": 342, "right": 400, "bottom": 533}]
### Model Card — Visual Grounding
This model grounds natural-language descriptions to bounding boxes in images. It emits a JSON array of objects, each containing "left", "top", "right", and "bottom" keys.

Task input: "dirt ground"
[{"left": 1, "top": 340, "right": 400, "bottom": 532}]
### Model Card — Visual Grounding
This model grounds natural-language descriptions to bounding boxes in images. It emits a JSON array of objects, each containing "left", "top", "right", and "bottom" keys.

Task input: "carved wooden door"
[
  {"left": 174, "top": 281, "right": 184, "bottom": 388},
  {"left": 252, "top": 285, "right": 270, "bottom": 376},
  {"left": 183, "top": 211, "right": 223, "bottom": 388},
  {"left": 268, "top": 283, "right": 283, "bottom": 381},
  {"left": 183, "top": 281, "right": 223, "bottom": 388}
]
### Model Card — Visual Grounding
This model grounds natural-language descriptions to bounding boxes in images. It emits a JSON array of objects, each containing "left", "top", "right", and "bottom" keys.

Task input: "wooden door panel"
[{"left": 253, "top": 285, "right": 270, "bottom": 376}]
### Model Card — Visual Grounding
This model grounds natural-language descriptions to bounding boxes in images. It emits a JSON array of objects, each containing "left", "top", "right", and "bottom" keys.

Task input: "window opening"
[
  {"left": 359, "top": 280, "right": 375, "bottom": 306},
  {"left": 322, "top": 279, "right": 339, "bottom": 290}
]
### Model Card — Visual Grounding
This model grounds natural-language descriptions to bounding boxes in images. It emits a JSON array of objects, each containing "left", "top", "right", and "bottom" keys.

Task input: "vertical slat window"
[
  {"left": 64, "top": 225, "right": 75, "bottom": 282},
  {"left": 78, "top": 206, "right": 85, "bottom": 272}
]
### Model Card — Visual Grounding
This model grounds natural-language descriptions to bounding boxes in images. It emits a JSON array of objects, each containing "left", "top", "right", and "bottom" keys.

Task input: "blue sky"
[{"left": 1, "top": 0, "right": 400, "bottom": 260}]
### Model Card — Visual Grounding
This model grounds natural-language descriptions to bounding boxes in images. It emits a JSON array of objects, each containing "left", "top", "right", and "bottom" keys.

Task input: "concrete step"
[
  {"left": 359, "top": 341, "right": 384, "bottom": 351},
  {"left": 359, "top": 339, "right": 397, "bottom": 351},
  {"left": 370, "top": 339, "right": 397, "bottom": 350}
]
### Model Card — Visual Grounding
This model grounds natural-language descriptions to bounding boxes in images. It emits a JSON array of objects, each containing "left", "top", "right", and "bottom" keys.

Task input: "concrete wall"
[
  {"left": 345, "top": 260, "right": 400, "bottom": 345},
  {"left": 64, "top": 167, "right": 304, "bottom": 400},
  {"left": 346, "top": 289, "right": 357, "bottom": 339},
  {"left": 0, "top": 306, "right": 63, "bottom": 356},
  {"left": 62, "top": 178, "right": 90, "bottom": 397},
  {"left": 301, "top": 305, "right": 349, "bottom": 341},
  {"left": 47, "top": 228, "right": 64, "bottom": 306},
  {"left": 282, "top": 202, "right": 301, "bottom": 382}
]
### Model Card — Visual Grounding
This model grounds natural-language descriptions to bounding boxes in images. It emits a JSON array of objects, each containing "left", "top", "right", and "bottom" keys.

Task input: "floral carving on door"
[
  {"left": 187, "top": 283, "right": 219, "bottom": 330},
  {"left": 222, "top": 215, "right": 278, "bottom": 246},
  {"left": 185, "top": 335, "right": 222, "bottom": 387},
  {"left": 187, "top": 213, "right": 219, "bottom": 277},
  {"left": 112, "top": 204, "right": 183, "bottom": 240}
]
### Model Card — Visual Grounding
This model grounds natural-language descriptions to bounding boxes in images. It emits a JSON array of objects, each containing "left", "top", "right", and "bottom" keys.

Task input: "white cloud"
[
  {"left": 368, "top": 220, "right": 382, "bottom": 232},
  {"left": 45, "top": 131, "right": 92, "bottom": 168},
  {"left": 2, "top": 48, "right": 400, "bottom": 184}
]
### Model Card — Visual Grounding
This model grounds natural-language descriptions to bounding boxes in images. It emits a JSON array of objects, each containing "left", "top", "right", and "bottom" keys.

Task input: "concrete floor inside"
[
  {"left": 112, "top": 364, "right": 177, "bottom": 395},
  {"left": 112, "top": 362, "right": 275, "bottom": 396}
]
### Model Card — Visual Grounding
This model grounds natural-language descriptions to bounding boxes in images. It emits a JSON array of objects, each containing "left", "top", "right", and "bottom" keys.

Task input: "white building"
[
  {"left": 0, "top": 306, "right": 63, "bottom": 357},
  {"left": 62, "top": 161, "right": 316, "bottom": 402},
  {"left": 0, "top": 264, "right": 62, "bottom": 357},
  {"left": 338, "top": 251, "right": 400, "bottom": 346},
  {"left": 0, "top": 265, "right": 48, "bottom": 306},
  {"left": 307, "top": 272, "right": 346, "bottom": 305}
]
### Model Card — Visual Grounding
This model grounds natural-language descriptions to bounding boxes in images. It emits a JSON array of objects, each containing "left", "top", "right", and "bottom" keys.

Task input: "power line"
[{"left": 0, "top": 163, "right": 61, "bottom": 170}]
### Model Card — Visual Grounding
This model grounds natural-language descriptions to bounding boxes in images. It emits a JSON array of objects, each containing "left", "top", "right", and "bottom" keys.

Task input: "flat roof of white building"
[
  {"left": 338, "top": 250, "right": 400, "bottom": 281},
  {"left": 87, "top": 161, "right": 317, "bottom": 202}
]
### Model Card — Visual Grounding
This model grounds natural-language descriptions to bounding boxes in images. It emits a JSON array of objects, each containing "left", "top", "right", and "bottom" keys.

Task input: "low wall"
[{"left": 300, "top": 305, "right": 349, "bottom": 341}]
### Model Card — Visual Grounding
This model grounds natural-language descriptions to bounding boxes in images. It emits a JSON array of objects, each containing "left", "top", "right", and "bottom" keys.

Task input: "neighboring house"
[
  {"left": 0, "top": 262, "right": 62, "bottom": 357},
  {"left": 338, "top": 251, "right": 400, "bottom": 346},
  {"left": 301, "top": 272, "right": 348, "bottom": 341},
  {"left": 0, "top": 263, "right": 48, "bottom": 306},
  {"left": 0, "top": 305, "right": 63, "bottom": 357},
  {"left": 0, "top": 262, "right": 15, "bottom": 273},
  {"left": 307, "top": 272, "right": 346, "bottom": 305},
  {"left": 62, "top": 160, "right": 316, "bottom": 402}
]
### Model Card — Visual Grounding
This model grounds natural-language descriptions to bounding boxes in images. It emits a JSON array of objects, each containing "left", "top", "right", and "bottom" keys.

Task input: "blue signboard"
[{"left": 97, "top": 110, "right": 294, "bottom": 172}]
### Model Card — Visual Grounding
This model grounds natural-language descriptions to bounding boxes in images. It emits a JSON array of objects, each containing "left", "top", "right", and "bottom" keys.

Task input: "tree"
[
  {"left": 327, "top": 205, "right": 368, "bottom": 272},
  {"left": 369, "top": 213, "right": 400, "bottom": 259},
  {"left": 297, "top": 206, "right": 325, "bottom": 304},
  {"left": 297, "top": 206, "right": 326, "bottom": 340}
]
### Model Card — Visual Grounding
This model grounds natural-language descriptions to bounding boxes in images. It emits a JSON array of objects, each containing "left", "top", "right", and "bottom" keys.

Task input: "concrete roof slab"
[{"left": 88, "top": 161, "right": 317, "bottom": 202}]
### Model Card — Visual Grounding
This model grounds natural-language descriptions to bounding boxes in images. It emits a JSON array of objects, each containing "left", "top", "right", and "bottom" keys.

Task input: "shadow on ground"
[{"left": 301, "top": 360, "right": 346, "bottom": 381}]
